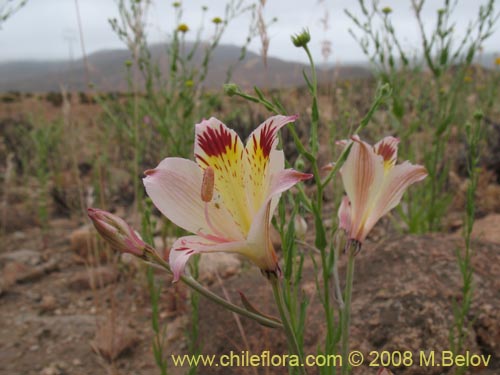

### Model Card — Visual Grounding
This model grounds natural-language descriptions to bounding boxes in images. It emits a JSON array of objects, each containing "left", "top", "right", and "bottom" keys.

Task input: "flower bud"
[
  {"left": 294, "top": 215, "right": 308, "bottom": 240},
  {"left": 291, "top": 29, "right": 311, "bottom": 48},
  {"left": 294, "top": 156, "right": 305, "bottom": 171},
  {"left": 382, "top": 7, "right": 392, "bottom": 15},
  {"left": 87, "top": 208, "right": 146, "bottom": 256},
  {"left": 223, "top": 83, "right": 241, "bottom": 96},
  {"left": 473, "top": 110, "right": 484, "bottom": 121}
]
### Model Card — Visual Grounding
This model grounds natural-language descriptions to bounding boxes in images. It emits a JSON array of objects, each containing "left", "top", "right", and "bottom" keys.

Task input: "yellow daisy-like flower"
[{"left": 177, "top": 23, "right": 189, "bottom": 33}]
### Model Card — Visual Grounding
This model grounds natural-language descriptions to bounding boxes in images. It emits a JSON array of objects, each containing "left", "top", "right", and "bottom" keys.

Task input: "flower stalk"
[
  {"left": 340, "top": 242, "right": 358, "bottom": 375},
  {"left": 269, "top": 273, "right": 307, "bottom": 375},
  {"left": 146, "top": 245, "right": 284, "bottom": 330},
  {"left": 87, "top": 208, "right": 283, "bottom": 329}
]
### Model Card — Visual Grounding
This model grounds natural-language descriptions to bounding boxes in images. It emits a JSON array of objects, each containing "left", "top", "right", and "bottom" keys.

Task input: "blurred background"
[{"left": 1, "top": 0, "right": 498, "bottom": 91}]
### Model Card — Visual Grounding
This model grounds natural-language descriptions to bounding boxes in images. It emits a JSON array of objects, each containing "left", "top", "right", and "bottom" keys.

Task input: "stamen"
[
  {"left": 201, "top": 166, "right": 215, "bottom": 202},
  {"left": 203, "top": 203, "right": 229, "bottom": 241}
]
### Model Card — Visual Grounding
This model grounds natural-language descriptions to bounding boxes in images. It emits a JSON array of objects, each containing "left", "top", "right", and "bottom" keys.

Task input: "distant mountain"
[{"left": 0, "top": 43, "right": 372, "bottom": 92}]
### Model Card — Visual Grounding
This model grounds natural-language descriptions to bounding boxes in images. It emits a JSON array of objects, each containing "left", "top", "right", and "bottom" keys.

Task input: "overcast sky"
[{"left": 0, "top": 0, "right": 498, "bottom": 64}]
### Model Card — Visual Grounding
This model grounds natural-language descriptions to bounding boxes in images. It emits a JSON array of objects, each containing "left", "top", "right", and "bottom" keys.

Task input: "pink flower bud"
[{"left": 87, "top": 208, "right": 146, "bottom": 256}]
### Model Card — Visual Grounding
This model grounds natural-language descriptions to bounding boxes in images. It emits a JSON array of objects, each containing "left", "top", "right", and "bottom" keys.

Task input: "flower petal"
[
  {"left": 340, "top": 136, "right": 384, "bottom": 240},
  {"left": 245, "top": 115, "right": 298, "bottom": 214},
  {"left": 194, "top": 118, "right": 251, "bottom": 234},
  {"left": 338, "top": 195, "right": 352, "bottom": 234},
  {"left": 244, "top": 200, "right": 279, "bottom": 273},
  {"left": 374, "top": 136, "right": 400, "bottom": 170},
  {"left": 143, "top": 157, "right": 242, "bottom": 241},
  {"left": 169, "top": 235, "right": 248, "bottom": 281},
  {"left": 246, "top": 169, "right": 312, "bottom": 272},
  {"left": 361, "top": 161, "right": 428, "bottom": 239}
]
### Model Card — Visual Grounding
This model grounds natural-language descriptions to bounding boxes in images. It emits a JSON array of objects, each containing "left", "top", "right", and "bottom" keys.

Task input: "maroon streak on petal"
[{"left": 197, "top": 123, "right": 235, "bottom": 157}]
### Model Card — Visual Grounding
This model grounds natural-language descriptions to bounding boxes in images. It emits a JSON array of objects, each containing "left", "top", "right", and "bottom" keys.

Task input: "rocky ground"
[{"left": 1, "top": 212, "right": 499, "bottom": 375}]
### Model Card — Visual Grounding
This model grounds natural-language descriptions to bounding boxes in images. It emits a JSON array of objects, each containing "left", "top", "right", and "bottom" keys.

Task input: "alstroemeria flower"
[
  {"left": 338, "top": 135, "right": 428, "bottom": 243},
  {"left": 143, "top": 115, "right": 312, "bottom": 281}
]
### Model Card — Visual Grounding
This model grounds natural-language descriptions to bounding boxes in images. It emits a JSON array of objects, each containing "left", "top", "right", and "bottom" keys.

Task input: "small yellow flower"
[
  {"left": 177, "top": 23, "right": 189, "bottom": 33},
  {"left": 185, "top": 80, "right": 194, "bottom": 88},
  {"left": 212, "top": 17, "right": 223, "bottom": 25}
]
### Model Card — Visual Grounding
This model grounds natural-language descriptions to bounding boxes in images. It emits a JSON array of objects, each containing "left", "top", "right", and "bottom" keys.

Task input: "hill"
[{"left": 0, "top": 43, "right": 371, "bottom": 92}]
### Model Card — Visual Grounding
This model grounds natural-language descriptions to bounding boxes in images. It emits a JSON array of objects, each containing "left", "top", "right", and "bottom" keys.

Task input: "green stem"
[
  {"left": 145, "top": 247, "right": 283, "bottom": 329},
  {"left": 269, "top": 274, "right": 307, "bottom": 375},
  {"left": 341, "top": 246, "right": 356, "bottom": 375},
  {"left": 303, "top": 45, "right": 319, "bottom": 155}
]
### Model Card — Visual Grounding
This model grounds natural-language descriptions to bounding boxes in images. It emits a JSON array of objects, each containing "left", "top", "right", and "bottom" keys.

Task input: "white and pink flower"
[
  {"left": 338, "top": 135, "right": 428, "bottom": 243},
  {"left": 143, "top": 116, "right": 312, "bottom": 281}
]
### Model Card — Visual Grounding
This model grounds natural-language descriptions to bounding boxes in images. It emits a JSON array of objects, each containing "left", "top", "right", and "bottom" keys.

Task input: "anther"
[{"left": 201, "top": 166, "right": 215, "bottom": 202}]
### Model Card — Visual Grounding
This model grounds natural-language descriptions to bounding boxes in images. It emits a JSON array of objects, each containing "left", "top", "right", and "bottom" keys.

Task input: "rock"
[
  {"left": 195, "top": 233, "right": 500, "bottom": 375},
  {"left": 478, "top": 183, "right": 500, "bottom": 214},
  {"left": 1, "top": 261, "right": 30, "bottom": 288},
  {"left": 69, "top": 225, "right": 110, "bottom": 264},
  {"left": 72, "top": 359, "right": 82, "bottom": 367},
  {"left": 198, "top": 252, "right": 242, "bottom": 284},
  {"left": 348, "top": 234, "right": 500, "bottom": 375},
  {"left": 166, "top": 315, "right": 189, "bottom": 348},
  {"left": 0, "top": 258, "right": 59, "bottom": 291},
  {"left": 67, "top": 266, "right": 118, "bottom": 290},
  {"left": 153, "top": 236, "right": 175, "bottom": 254},
  {"left": 40, "top": 295, "right": 57, "bottom": 313},
  {"left": 270, "top": 225, "right": 281, "bottom": 250},
  {"left": 470, "top": 214, "right": 500, "bottom": 245},
  {"left": 11, "top": 231, "right": 27, "bottom": 240},
  {"left": 0, "top": 249, "right": 41, "bottom": 267},
  {"left": 69, "top": 225, "right": 95, "bottom": 259},
  {"left": 39, "top": 361, "right": 67, "bottom": 375},
  {"left": 0, "top": 203, "right": 38, "bottom": 232},
  {"left": 475, "top": 304, "right": 500, "bottom": 357},
  {"left": 90, "top": 321, "right": 138, "bottom": 362}
]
